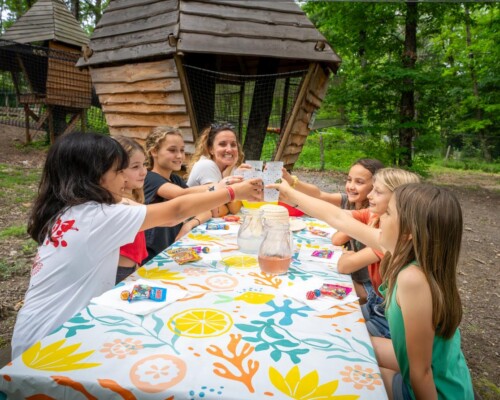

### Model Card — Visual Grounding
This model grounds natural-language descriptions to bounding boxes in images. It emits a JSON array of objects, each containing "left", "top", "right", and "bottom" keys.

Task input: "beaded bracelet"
[
  {"left": 291, "top": 175, "right": 299, "bottom": 188},
  {"left": 226, "top": 186, "right": 235, "bottom": 202}
]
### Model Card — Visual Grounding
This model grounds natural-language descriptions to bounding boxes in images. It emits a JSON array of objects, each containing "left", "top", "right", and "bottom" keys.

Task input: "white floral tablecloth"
[{"left": 0, "top": 216, "right": 387, "bottom": 399}]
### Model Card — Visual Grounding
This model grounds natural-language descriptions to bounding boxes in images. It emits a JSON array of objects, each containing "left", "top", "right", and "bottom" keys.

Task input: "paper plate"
[{"left": 289, "top": 219, "right": 307, "bottom": 232}]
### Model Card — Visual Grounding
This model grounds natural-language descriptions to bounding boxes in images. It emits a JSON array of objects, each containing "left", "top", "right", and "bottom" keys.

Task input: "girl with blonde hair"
[{"left": 337, "top": 168, "right": 420, "bottom": 337}]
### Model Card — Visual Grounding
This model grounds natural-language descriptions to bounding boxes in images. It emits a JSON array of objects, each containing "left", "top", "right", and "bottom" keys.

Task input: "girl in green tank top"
[{"left": 373, "top": 184, "right": 473, "bottom": 399}]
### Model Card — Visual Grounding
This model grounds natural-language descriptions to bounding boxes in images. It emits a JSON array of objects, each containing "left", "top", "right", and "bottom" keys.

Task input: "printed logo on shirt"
[
  {"left": 45, "top": 218, "right": 79, "bottom": 247},
  {"left": 31, "top": 252, "right": 43, "bottom": 276}
]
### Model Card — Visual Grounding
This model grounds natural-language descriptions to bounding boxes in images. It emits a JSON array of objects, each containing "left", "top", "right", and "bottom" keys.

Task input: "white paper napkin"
[
  {"left": 286, "top": 277, "right": 359, "bottom": 311},
  {"left": 91, "top": 279, "right": 187, "bottom": 315},
  {"left": 298, "top": 246, "right": 343, "bottom": 265}
]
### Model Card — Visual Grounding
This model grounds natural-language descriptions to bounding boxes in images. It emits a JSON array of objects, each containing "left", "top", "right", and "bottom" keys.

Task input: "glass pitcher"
[
  {"left": 237, "top": 208, "right": 264, "bottom": 254},
  {"left": 258, "top": 219, "right": 292, "bottom": 275}
]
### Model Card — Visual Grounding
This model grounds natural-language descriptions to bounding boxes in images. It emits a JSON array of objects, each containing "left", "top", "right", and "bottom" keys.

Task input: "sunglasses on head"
[{"left": 210, "top": 122, "right": 236, "bottom": 131}]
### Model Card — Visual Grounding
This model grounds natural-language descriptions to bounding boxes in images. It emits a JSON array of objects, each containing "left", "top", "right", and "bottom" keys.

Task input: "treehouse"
[
  {"left": 0, "top": 0, "right": 91, "bottom": 143},
  {"left": 77, "top": 0, "right": 341, "bottom": 167}
]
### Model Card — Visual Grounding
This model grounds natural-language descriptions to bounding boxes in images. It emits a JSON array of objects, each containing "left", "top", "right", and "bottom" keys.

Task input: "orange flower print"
[
  {"left": 340, "top": 364, "right": 382, "bottom": 391},
  {"left": 100, "top": 338, "right": 143, "bottom": 359}
]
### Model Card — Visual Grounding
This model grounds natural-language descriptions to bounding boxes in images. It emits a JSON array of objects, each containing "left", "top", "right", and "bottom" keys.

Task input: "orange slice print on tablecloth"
[{"left": 129, "top": 354, "right": 186, "bottom": 393}]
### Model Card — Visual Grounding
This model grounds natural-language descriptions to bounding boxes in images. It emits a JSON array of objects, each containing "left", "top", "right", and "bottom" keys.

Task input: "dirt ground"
[{"left": 0, "top": 126, "right": 498, "bottom": 398}]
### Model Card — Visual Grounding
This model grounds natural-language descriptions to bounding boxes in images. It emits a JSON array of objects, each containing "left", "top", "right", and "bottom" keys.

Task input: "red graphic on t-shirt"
[
  {"left": 45, "top": 218, "right": 79, "bottom": 247},
  {"left": 31, "top": 253, "right": 43, "bottom": 276}
]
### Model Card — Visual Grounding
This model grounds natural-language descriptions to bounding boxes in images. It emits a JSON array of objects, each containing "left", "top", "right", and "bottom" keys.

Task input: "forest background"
[
  {"left": 1, "top": 1, "right": 499, "bottom": 172},
  {"left": 0, "top": 0, "right": 499, "bottom": 398},
  {"left": 2, "top": 0, "right": 499, "bottom": 172}
]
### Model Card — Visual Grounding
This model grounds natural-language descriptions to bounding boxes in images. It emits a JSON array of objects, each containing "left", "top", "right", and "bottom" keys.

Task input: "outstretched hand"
[
  {"left": 281, "top": 167, "right": 293, "bottom": 185},
  {"left": 266, "top": 179, "right": 295, "bottom": 204},
  {"left": 232, "top": 178, "right": 263, "bottom": 202},
  {"left": 216, "top": 175, "right": 244, "bottom": 190}
]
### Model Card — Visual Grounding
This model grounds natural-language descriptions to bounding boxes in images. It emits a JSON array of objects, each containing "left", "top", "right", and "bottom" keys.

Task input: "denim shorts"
[
  {"left": 361, "top": 289, "right": 391, "bottom": 339},
  {"left": 392, "top": 373, "right": 412, "bottom": 400}
]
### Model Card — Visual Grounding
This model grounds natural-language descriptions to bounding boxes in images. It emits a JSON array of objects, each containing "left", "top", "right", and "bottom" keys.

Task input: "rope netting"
[
  {"left": 184, "top": 65, "right": 306, "bottom": 161},
  {"left": 0, "top": 39, "right": 106, "bottom": 142}
]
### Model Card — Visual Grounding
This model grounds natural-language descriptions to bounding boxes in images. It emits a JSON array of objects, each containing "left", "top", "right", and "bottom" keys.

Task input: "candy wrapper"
[
  {"left": 308, "top": 227, "right": 330, "bottom": 237},
  {"left": 122, "top": 284, "right": 167, "bottom": 303},
  {"left": 223, "top": 215, "right": 240, "bottom": 222},
  {"left": 311, "top": 249, "right": 334, "bottom": 259},
  {"left": 306, "top": 283, "right": 353, "bottom": 300},
  {"left": 206, "top": 223, "right": 230, "bottom": 230},
  {"left": 167, "top": 247, "right": 202, "bottom": 264}
]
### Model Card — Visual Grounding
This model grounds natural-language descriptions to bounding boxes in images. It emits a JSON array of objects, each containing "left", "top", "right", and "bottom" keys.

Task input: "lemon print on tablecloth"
[
  {"left": 222, "top": 255, "right": 258, "bottom": 269},
  {"left": 137, "top": 266, "right": 183, "bottom": 280},
  {"left": 234, "top": 292, "right": 275, "bottom": 305},
  {"left": 168, "top": 308, "right": 233, "bottom": 338}
]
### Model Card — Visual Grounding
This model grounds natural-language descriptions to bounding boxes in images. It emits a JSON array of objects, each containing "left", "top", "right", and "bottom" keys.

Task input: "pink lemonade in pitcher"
[{"left": 258, "top": 255, "right": 292, "bottom": 275}]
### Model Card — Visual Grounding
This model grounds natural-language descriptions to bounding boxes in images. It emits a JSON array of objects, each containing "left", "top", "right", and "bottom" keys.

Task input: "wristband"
[
  {"left": 291, "top": 175, "right": 299, "bottom": 188},
  {"left": 226, "top": 186, "right": 235, "bottom": 202}
]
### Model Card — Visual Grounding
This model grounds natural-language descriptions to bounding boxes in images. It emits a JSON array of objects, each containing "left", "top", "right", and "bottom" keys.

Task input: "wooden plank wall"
[
  {"left": 46, "top": 42, "right": 92, "bottom": 108},
  {"left": 278, "top": 63, "right": 330, "bottom": 170},
  {"left": 90, "top": 58, "right": 194, "bottom": 151}
]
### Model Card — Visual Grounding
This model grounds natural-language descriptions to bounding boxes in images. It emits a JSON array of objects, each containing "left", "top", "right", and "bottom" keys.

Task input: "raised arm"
[
  {"left": 268, "top": 180, "right": 384, "bottom": 252},
  {"left": 282, "top": 168, "right": 343, "bottom": 206},
  {"left": 141, "top": 178, "right": 261, "bottom": 231}
]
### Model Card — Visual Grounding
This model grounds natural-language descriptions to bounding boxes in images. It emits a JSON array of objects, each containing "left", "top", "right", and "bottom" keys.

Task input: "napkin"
[
  {"left": 91, "top": 279, "right": 187, "bottom": 315},
  {"left": 286, "top": 277, "right": 359, "bottom": 311},
  {"left": 298, "top": 246, "right": 342, "bottom": 265}
]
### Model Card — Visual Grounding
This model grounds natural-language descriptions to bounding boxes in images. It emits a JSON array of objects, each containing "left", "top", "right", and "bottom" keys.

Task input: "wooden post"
[
  {"left": 274, "top": 64, "right": 316, "bottom": 161},
  {"left": 280, "top": 77, "right": 290, "bottom": 131},
  {"left": 238, "top": 82, "right": 245, "bottom": 142},
  {"left": 319, "top": 131, "right": 324, "bottom": 171},
  {"left": 48, "top": 106, "right": 55, "bottom": 144},
  {"left": 175, "top": 55, "right": 199, "bottom": 139},
  {"left": 23, "top": 104, "right": 31, "bottom": 144}
]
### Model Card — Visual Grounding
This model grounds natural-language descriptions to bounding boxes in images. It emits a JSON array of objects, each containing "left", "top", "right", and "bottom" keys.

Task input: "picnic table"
[{"left": 0, "top": 215, "right": 387, "bottom": 399}]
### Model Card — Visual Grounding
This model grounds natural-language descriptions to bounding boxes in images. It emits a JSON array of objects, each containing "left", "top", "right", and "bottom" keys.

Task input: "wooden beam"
[
  {"left": 175, "top": 55, "right": 198, "bottom": 139},
  {"left": 274, "top": 63, "right": 316, "bottom": 161}
]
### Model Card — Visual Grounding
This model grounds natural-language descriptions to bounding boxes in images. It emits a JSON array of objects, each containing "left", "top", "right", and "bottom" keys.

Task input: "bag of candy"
[
  {"left": 167, "top": 247, "right": 202, "bottom": 264},
  {"left": 121, "top": 284, "right": 167, "bottom": 303}
]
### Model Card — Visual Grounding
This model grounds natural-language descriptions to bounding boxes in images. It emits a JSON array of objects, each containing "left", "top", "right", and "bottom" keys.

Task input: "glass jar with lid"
[{"left": 237, "top": 207, "right": 264, "bottom": 254}]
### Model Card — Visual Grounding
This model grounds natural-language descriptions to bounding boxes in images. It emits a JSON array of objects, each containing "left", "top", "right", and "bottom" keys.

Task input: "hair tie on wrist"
[
  {"left": 193, "top": 217, "right": 201, "bottom": 227},
  {"left": 226, "top": 186, "right": 235, "bottom": 202}
]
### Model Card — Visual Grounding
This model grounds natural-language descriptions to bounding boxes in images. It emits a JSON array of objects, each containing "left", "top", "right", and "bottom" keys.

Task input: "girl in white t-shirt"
[{"left": 12, "top": 132, "right": 262, "bottom": 359}]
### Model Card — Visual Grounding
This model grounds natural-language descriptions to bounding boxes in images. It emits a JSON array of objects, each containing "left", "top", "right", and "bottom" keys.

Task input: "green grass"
[
  {"left": 433, "top": 158, "right": 500, "bottom": 174},
  {"left": 0, "top": 164, "right": 41, "bottom": 203},
  {"left": 475, "top": 377, "right": 500, "bottom": 400},
  {"left": 0, "top": 225, "right": 27, "bottom": 239},
  {"left": 0, "top": 259, "right": 29, "bottom": 280}
]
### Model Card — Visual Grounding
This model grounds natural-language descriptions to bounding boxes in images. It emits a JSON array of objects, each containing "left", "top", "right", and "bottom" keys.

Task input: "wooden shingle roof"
[
  {"left": 0, "top": 0, "right": 89, "bottom": 48},
  {"left": 78, "top": 0, "right": 340, "bottom": 68}
]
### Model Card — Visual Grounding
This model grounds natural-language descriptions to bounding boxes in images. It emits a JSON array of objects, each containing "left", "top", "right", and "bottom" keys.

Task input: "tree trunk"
[
  {"left": 398, "top": 2, "right": 418, "bottom": 167},
  {"left": 465, "top": 5, "right": 491, "bottom": 162},
  {"left": 71, "top": 0, "right": 80, "bottom": 21},
  {"left": 243, "top": 57, "right": 279, "bottom": 160}
]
